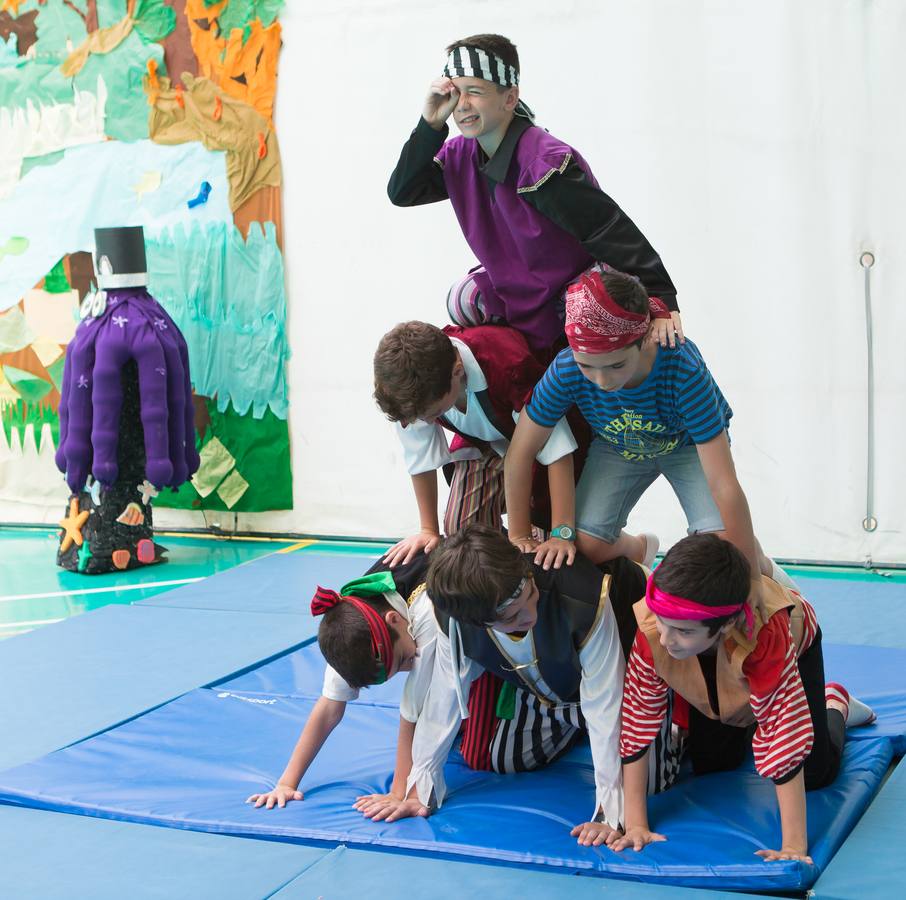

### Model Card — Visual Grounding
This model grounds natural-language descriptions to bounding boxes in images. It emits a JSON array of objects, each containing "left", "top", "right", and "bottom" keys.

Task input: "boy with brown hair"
[
  {"left": 374, "top": 320, "right": 594, "bottom": 572},
  {"left": 389, "top": 33, "right": 682, "bottom": 353},
  {"left": 246, "top": 554, "right": 437, "bottom": 811},
  {"left": 612, "top": 533, "right": 874, "bottom": 863},
  {"left": 355, "top": 523, "right": 655, "bottom": 847},
  {"left": 505, "top": 265, "right": 787, "bottom": 611}
]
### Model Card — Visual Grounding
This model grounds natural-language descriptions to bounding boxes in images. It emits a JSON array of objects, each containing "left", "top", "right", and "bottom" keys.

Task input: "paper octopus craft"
[{"left": 55, "top": 229, "right": 200, "bottom": 494}]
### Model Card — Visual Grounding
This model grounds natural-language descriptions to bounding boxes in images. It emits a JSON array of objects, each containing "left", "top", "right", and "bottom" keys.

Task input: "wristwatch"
[{"left": 550, "top": 525, "right": 575, "bottom": 541}]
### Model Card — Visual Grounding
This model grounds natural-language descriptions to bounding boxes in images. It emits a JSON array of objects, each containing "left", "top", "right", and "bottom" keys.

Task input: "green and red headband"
[{"left": 311, "top": 582, "right": 394, "bottom": 683}]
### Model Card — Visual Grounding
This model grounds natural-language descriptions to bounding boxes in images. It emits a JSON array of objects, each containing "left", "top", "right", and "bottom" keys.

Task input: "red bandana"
[
  {"left": 645, "top": 575, "right": 754, "bottom": 639},
  {"left": 564, "top": 270, "right": 671, "bottom": 353},
  {"left": 311, "top": 586, "right": 393, "bottom": 683}
]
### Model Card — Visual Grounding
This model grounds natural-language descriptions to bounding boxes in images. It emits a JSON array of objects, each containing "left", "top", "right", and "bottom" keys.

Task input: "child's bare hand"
[
  {"left": 607, "top": 824, "right": 666, "bottom": 852},
  {"left": 423, "top": 77, "right": 460, "bottom": 130},
  {"left": 246, "top": 784, "right": 303, "bottom": 809},
  {"left": 533, "top": 537, "right": 576, "bottom": 570},
  {"left": 383, "top": 530, "right": 441, "bottom": 567},
  {"left": 570, "top": 820, "right": 621, "bottom": 847},
  {"left": 509, "top": 533, "right": 539, "bottom": 554},
  {"left": 755, "top": 846, "right": 813, "bottom": 865},
  {"left": 353, "top": 792, "right": 403, "bottom": 817},
  {"left": 354, "top": 796, "right": 429, "bottom": 822},
  {"left": 647, "top": 311, "right": 684, "bottom": 348},
  {"left": 748, "top": 577, "right": 768, "bottom": 623}
]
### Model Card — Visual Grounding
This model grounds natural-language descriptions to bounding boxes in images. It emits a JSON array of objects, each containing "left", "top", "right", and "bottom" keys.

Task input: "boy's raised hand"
[
  {"left": 246, "top": 783, "right": 303, "bottom": 809},
  {"left": 423, "top": 77, "right": 460, "bottom": 130},
  {"left": 383, "top": 529, "right": 441, "bottom": 567},
  {"left": 571, "top": 820, "right": 622, "bottom": 847},
  {"left": 606, "top": 824, "right": 667, "bottom": 852}
]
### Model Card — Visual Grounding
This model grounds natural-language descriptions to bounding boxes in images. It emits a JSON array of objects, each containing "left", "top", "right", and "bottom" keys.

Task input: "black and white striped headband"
[{"left": 444, "top": 45, "right": 519, "bottom": 87}]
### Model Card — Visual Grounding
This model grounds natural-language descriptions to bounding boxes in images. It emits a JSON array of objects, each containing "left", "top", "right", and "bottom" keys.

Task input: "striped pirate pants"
[
  {"left": 479, "top": 686, "right": 683, "bottom": 795},
  {"left": 443, "top": 453, "right": 505, "bottom": 536}
]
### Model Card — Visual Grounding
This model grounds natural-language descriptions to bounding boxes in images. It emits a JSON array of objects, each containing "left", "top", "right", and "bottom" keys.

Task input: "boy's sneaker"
[
  {"left": 641, "top": 533, "right": 660, "bottom": 570},
  {"left": 825, "top": 682, "right": 877, "bottom": 727}
]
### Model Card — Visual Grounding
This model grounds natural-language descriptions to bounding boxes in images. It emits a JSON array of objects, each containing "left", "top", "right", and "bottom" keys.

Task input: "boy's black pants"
[{"left": 689, "top": 628, "right": 845, "bottom": 790}]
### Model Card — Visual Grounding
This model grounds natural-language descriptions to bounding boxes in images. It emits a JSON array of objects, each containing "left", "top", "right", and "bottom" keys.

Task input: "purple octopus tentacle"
[
  {"left": 61, "top": 326, "right": 98, "bottom": 492},
  {"left": 54, "top": 337, "right": 75, "bottom": 473},
  {"left": 137, "top": 299, "right": 188, "bottom": 486},
  {"left": 127, "top": 310, "right": 174, "bottom": 488},
  {"left": 173, "top": 325, "right": 200, "bottom": 476},
  {"left": 90, "top": 313, "right": 132, "bottom": 485},
  {"left": 150, "top": 295, "right": 199, "bottom": 477}
]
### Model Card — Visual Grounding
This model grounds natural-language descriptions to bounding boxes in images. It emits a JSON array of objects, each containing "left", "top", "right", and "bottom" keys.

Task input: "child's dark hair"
[
  {"left": 373, "top": 321, "right": 457, "bottom": 423},
  {"left": 600, "top": 269, "right": 651, "bottom": 349},
  {"left": 446, "top": 33, "right": 520, "bottom": 88},
  {"left": 652, "top": 534, "right": 751, "bottom": 636},
  {"left": 317, "top": 595, "right": 399, "bottom": 688},
  {"left": 426, "top": 523, "right": 530, "bottom": 627}
]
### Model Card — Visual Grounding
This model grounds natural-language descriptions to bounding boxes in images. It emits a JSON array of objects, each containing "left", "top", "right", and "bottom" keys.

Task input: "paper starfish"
[
  {"left": 77, "top": 540, "right": 93, "bottom": 572},
  {"left": 137, "top": 480, "right": 159, "bottom": 505},
  {"left": 59, "top": 498, "right": 90, "bottom": 552}
]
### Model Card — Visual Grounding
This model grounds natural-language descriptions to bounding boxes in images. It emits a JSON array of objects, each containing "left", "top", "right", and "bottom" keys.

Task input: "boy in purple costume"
[{"left": 389, "top": 33, "right": 681, "bottom": 354}]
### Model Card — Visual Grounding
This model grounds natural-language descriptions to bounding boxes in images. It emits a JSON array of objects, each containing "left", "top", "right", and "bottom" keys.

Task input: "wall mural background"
[{"left": 0, "top": 0, "right": 292, "bottom": 519}]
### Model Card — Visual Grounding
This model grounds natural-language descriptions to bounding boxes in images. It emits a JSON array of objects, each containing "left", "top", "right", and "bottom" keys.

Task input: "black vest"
[
  {"left": 364, "top": 552, "right": 430, "bottom": 603},
  {"left": 435, "top": 554, "right": 645, "bottom": 703}
]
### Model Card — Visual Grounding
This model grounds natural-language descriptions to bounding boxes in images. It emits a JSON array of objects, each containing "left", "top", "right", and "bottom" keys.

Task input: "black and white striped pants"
[{"left": 489, "top": 687, "right": 683, "bottom": 796}]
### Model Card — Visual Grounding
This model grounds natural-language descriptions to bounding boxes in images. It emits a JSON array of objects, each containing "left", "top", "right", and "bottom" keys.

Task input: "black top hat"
[{"left": 94, "top": 226, "right": 148, "bottom": 288}]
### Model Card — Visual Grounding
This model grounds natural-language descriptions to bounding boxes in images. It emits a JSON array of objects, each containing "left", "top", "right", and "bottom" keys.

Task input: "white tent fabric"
[{"left": 10, "top": 1, "right": 906, "bottom": 564}]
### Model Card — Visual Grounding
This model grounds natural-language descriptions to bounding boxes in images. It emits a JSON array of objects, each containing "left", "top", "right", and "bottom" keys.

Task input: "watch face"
[{"left": 554, "top": 525, "right": 574, "bottom": 541}]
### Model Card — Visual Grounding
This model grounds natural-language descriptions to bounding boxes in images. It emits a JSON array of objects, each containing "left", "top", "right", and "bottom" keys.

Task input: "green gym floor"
[
  {"left": 3, "top": 525, "right": 903, "bottom": 641},
  {"left": 0, "top": 527, "right": 390, "bottom": 640}
]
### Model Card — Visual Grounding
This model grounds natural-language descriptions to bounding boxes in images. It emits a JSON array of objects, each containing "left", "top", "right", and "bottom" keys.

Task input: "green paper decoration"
[
  {"left": 133, "top": 0, "right": 176, "bottom": 43},
  {"left": 46, "top": 355, "right": 66, "bottom": 393},
  {"left": 43, "top": 259, "right": 70, "bottom": 293},
  {"left": 2, "top": 366, "right": 53, "bottom": 404}
]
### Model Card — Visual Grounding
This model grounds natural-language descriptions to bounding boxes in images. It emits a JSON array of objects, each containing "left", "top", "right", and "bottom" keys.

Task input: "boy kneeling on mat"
[
  {"left": 357, "top": 523, "right": 642, "bottom": 846},
  {"left": 247, "top": 555, "right": 437, "bottom": 810},
  {"left": 612, "top": 534, "right": 874, "bottom": 863}
]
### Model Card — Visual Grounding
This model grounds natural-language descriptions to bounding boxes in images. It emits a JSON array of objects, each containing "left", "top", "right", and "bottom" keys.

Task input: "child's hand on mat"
[
  {"left": 423, "top": 77, "right": 460, "bottom": 130},
  {"left": 646, "top": 312, "right": 684, "bottom": 349},
  {"left": 246, "top": 784, "right": 303, "bottom": 809},
  {"left": 570, "top": 821, "right": 621, "bottom": 847},
  {"left": 354, "top": 796, "right": 429, "bottom": 822},
  {"left": 352, "top": 792, "right": 403, "bottom": 817},
  {"left": 383, "top": 530, "right": 441, "bottom": 567},
  {"left": 755, "top": 846, "right": 813, "bottom": 865},
  {"left": 533, "top": 537, "right": 576, "bottom": 570},
  {"left": 606, "top": 824, "right": 666, "bottom": 852}
]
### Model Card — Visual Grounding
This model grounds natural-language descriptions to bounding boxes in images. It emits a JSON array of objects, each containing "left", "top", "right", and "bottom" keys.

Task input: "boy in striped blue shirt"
[{"left": 504, "top": 266, "right": 779, "bottom": 612}]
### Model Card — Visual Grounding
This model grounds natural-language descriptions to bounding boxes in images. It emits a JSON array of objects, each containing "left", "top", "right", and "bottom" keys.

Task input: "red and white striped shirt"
[{"left": 620, "top": 598, "right": 819, "bottom": 782}]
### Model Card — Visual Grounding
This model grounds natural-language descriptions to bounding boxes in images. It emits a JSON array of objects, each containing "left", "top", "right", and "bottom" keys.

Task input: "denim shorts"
[{"left": 576, "top": 441, "right": 724, "bottom": 543}]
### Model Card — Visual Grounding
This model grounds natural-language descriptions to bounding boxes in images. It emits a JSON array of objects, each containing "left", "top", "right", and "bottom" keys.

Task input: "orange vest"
[{"left": 633, "top": 578, "right": 807, "bottom": 727}]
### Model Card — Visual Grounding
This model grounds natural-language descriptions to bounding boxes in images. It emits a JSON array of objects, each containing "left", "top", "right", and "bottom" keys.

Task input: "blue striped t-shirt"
[{"left": 526, "top": 340, "right": 732, "bottom": 461}]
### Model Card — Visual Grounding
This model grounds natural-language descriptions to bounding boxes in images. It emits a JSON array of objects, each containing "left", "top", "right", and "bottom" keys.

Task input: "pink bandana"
[
  {"left": 645, "top": 574, "right": 754, "bottom": 639},
  {"left": 565, "top": 270, "right": 671, "bottom": 353}
]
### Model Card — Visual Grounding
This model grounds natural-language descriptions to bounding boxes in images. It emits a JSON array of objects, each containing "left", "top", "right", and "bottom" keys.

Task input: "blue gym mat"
[
  {"left": 811, "top": 756, "right": 906, "bottom": 900},
  {"left": 0, "top": 641, "right": 900, "bottom": 892},
  {"left": 135, "top": 550, "right": 381, "bottom": 615}
]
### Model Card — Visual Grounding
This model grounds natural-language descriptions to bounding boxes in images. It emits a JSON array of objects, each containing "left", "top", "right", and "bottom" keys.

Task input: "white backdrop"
[{"left": 28, "top": 1, "right": 906, "bottom": 563}]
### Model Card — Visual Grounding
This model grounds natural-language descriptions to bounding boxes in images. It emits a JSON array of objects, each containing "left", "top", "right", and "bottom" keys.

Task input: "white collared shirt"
[
  {"left": 406, "top": 593, "right": 625, "bottom": 828},
  {"left": 321, "top": 587, "right": 437, "bottom": 723},
  {"left": 396, "top": 338, "right": 578, "bottom": 475}
]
